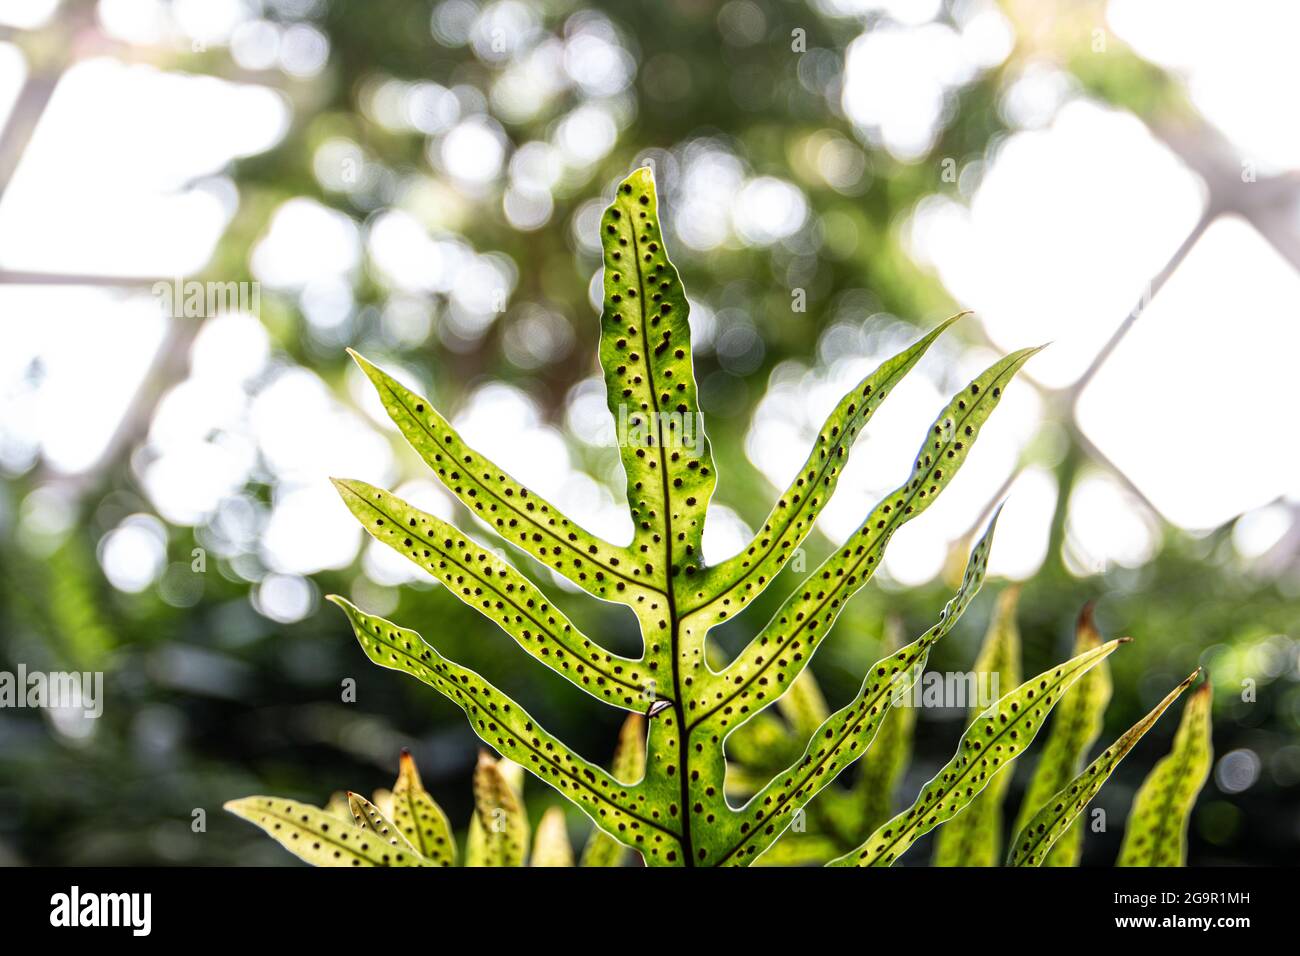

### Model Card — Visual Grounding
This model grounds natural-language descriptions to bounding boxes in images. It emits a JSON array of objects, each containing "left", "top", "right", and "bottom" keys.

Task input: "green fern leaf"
[
  {"left": 1012, "top": 604, "right": 1113, "bottom": 866},
  {"left": 690, "top": 347, "right": 1042, "bottom": 737},
  {"left": 328, "top": 595, "right": 675, "bottom": 860},
  {"left": 1117, "top": 678, "right": 1213, "bottom": 867},
  {"left": 322, "top": 167, "right": 1043, "bottom": 867},
  {"left": 714, "top": 510, "right": 1003, "bottom": 866},
  {"left": 597, "top": 166, "right": 714, "bottom": 600},
  {"left": 833, "top": 635, "right": 1129, "bottom": 866},
  {"left": 685, "top": 315, "right": 962, "bottom": 627},
  {"left": 332, "top": 478, "right": 651, "bottom": 710},
  {"left": 346, "top": 791, "right": 429, "bottom": 863},
  {"left": 391, "top": 750, "right": 456, "bottom": 866},
  {"left": 531, "top": 807, "right": 575, "bottom": 867},
  {"left": 933, "top": 584, "right": 1023, "bottom": 866},
  {"left": 225, "top": 796, "right": 427, "bottom": 867},
  {"left": 1009, "top": 669, "right": 1201, "bottom": 866},
  {"left": 468, "top": 751, "right": 529, "bottom": 867},
  {"left": 349, "top": 350, "right": 648, "bottom": 606}
]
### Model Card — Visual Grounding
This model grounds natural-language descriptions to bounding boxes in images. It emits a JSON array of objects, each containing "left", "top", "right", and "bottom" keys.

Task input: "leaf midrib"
[{"left": 627, "top": 208, "right": 697, "bottom": 867}]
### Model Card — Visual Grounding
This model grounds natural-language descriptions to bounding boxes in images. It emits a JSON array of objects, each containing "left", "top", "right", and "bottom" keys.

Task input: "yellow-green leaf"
[
  {"left": 598, "top": 166, "right": 714, "bottom": 597},
  {"left": 531, "top": 807, "right": 575, "bottom": 867},
  {"left": 225, "top": 796, "right": 426, "bottom": 867},
  {"left": 1012, "top": 604, "right": 1113, "bottom": 866},
  {"left": 832, "top": 636, "right": 1129, "bottom": 867},
  {"left": 391, "top": 750, "right": 456, "bottom": 867},
  {"left": 332, "top": 478, "right": 651, "bottom": 710},
  {"left": 469, "top": 751, "right": 529, "bottom": 867},
  {"left": 1117, "top": 679, "right": 1214, "bottom": 867},
  {"left": 684, "top": 315, "right": 962, "bottom": 626},
  {"left": 329, "top": 595, "right": 678, "bottom": 862},
  {"left": 712, "top": 512, "right": 1002, "bottom": 866},
  {"left": 348, "top": 349, "right": 651, "bottom": 606},
  {"left": 1010, "top": 669, "right": 1202, "bottom": 866},
  {"left": 933, "top": 584, "right": 1023, "bottom": 866},
  {"left": 688, "top": 348, "right": 1042, "bottom": 736}
]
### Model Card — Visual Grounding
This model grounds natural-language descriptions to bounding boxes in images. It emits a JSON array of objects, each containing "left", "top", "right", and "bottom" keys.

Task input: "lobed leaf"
[
  {"left": 391, "top": 750, "right": 457, "bottom": 866},
  {"left": 683, "top": 316, "right": 962, "bottom": 626},
  {"left": 225, "top": 796, "right": 426, "bottom": 867},
  {"left": 933, "top": 584, "right": 1023, "bottom": 866},
  {"left": 333, "top": 478, "right": 651, "bottom": 711},
  {"left": 580, "top": 713, "right": 647, "bottom": 867},
  {"left": 832, "top": 635, "right": 1128, "bottom": 867},
  {"left": 1012, "top": 604, "right": 1112, "bottom": 866},
  {"left": 598, "top": 166, "right": 715, "bottom": 597},
  {"left": 711, "top": 511, "right": 1002, "bottom": 866},
  {"left": 349, "top": 350, "right": 650, "bottom": 606},
  {"left": 1010, "top": 669, "right": 1202, "bottom": 866},
  {"left": 689, "top": 348, "right": 1042, "bottom": 734},
  {"left": 1117, "top": 679, "right": 1213, "bottom": 867},
  {"left": 531, "top": 807, "right": 575, "bottom": 867},
  {"left": 328, "top": 595, "right": 682, "bottom": 864}
]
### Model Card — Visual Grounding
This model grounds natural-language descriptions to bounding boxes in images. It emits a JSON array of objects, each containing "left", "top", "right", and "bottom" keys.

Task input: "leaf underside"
[
  {"left": 1116, "top": 680, "right": 1213, "bottom": 867},
  {"left": 225, "top": 796, "right": 427, "bottom": 867},
  {"left": 322, "top": 166, "right": 1047, "bottom": 867},
  {"left": 832, "top": 636, "right": 1128, "bottom": 867},
  {"left": 392, "top": 750, "right": 457, "bottom": 866},
  {"left": 1008, "top": 669, "right": 1202, "bottom": 867}
]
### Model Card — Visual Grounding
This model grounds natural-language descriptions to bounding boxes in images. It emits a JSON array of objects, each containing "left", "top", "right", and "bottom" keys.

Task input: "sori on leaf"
[{"left": 227, "top": 167, "right": 1213, "bottom": 867}]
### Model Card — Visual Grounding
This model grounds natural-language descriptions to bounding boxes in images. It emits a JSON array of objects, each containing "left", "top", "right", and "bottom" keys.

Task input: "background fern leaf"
[
  {"left": 834, "top": 635, "right": 1128, "bottom": 866},
  {"left": 391, "top": 750, "right": 456, "bottom": 866},
  {"left": 1117, "top": 678, "right": 1214, "bottom": 866},
  {"left": 581, "top": 713, "right": 647, "bottom": 867},
  {"left": 852, "top": 616, "right": 918, "bottom": 840},
  {"left": 1009, "top": 669, "right": 1201, "bottom": 866},
  {"left": 933, "top": 584, "right": 1023, "bottom": 866},
  {"left": 225, "top": 796, "right": 426, "bottom": 867},
  {"left": 1012, "top": 604, "right": 1113, "bottom": 866}
]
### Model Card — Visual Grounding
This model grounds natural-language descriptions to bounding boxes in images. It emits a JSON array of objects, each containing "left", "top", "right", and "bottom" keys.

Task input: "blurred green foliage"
[{"left": 0, "top": 0, "right": 1295, "bottom": 866}]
